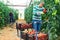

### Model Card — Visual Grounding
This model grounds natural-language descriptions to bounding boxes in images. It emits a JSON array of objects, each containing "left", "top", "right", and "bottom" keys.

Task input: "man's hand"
[{"left": 43, "top": 8, "right": 47, "bottom": 13}]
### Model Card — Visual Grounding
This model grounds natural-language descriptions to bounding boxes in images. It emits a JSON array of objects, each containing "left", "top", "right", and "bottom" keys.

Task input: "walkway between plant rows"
[{"left": 0, "top": 19, "right": 26, "bottom": 40}]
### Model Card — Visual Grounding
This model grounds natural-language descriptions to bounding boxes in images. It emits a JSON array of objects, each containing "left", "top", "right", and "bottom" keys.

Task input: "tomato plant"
[
  {"left": 24, "top": 3, "right": 33, "bottom": 23},
  {"left": 0, "top": 2, "right": 18, "bottom": 28}
]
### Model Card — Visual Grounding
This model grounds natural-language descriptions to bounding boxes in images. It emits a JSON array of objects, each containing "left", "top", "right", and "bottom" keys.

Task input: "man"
[
  {"left": 32, "top": 2, "right": 47, "bottom": 32},
  {"left": 9, "top": 12, "right": 14, "bottom": 23}
]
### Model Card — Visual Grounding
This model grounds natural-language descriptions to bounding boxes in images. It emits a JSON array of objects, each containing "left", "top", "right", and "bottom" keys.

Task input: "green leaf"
[
  {"left": 52, "top": 10, "right": 57, "bottom": 16},
  {"left": 55, "top": 0, "right": 59, "bottom": 4}
]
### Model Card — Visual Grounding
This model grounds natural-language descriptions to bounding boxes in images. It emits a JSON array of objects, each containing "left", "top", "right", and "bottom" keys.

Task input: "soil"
[{"left": 0, "top": 20, "right": 26, "bottom": 40}]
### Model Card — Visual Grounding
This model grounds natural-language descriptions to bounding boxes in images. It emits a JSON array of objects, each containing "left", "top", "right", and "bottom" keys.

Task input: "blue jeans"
[
  {"left": 32, "top": 20, "right": 42, "bottom": 32},
  {"left": 10, "top": 16, "right": 14, "bottom": 23}
]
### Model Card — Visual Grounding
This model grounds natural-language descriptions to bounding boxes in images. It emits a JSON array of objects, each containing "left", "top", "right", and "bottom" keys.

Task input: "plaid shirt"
[{"left": 33, "top": 5, "right": 44, "bottom": 20}]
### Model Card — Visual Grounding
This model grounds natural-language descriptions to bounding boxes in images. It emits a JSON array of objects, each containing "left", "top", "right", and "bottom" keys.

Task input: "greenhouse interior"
[{"left": 0, "top": 0, "right": 60, "bottom": 40}]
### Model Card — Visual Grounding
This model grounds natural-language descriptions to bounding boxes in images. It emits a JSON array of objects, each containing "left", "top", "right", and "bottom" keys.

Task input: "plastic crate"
[
  {"left": 34, "top": 33, "right": 48, "bottom": 40},
  {"left": 20, "top": 29, "right": 48, "bottom": 40},
  {"left": 20, "top": 31, "right": 29, "bottom": 40}
]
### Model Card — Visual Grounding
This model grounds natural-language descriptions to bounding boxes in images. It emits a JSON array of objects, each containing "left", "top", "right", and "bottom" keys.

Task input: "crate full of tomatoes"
[
  {"left": 16, "top": 23, "right": 32, "bottom": 31},
  {"left": 20, "top": 29, "right": 48, "bottom": 40}
]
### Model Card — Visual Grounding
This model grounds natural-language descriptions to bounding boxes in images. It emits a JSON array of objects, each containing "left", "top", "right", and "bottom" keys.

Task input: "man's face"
[{"left": 39, "top": 3, "right": 44, "bottom": 7}]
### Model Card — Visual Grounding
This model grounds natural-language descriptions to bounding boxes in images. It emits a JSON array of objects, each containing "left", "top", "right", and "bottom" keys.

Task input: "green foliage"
[
  {"left": 55, "top": 2, "right": 60, "bottom": 36},
  {"left": 33, "top": 0, "right": 60, "bottom": 39},
  {"left": 42, "top": 0, "right": 60, "bottom": 40},
  {"left": 55, "top": 0, "right": 59, "bottom": 4},
  {"left": 0, "top": 2, "right": 18, "bottom": 28},
  {"left": 24, "top": 4, "right": 33, "bottom": 23}
]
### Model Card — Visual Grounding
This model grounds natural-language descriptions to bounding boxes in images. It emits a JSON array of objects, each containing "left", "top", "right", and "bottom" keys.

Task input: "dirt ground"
[{"left": 0, "top": 20, "right": 26, "bottom": 40}]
